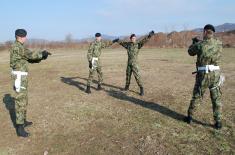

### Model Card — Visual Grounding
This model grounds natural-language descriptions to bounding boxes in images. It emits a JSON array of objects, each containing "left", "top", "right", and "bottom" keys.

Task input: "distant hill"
[{"left": 193, "top": 23, "right": 235, "bottom": 32}]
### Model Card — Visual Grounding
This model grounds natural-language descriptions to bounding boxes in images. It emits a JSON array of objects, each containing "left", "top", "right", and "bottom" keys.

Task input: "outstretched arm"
[
  {"left": 101, "top": 41, "right": 113, "bottom": 49},
  {"left": 138, "top": 31, "right": 155, "bottom": 49},
  {"left": 117, "top": 40, "right": 129, "bottom": 49},
  {"left": 25, "top": 49, "right": 51, "bottom": 63},
  {"left": 24, "top": 48, "right": 43, "bottom": 61}
]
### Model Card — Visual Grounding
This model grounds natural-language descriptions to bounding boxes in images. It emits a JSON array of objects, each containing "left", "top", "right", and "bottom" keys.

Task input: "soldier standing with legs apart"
[
  {"left": 117, "top": 31, "right": 155, "bottom": 96},
  {"left": 185, "top": 24, "right": 224, "bottom": 129},
  {"left": 10, "top": 29, "right": 51, "bottom": 137},
  {"left": 85, "top": 33, "right": 119, "bottom": 94}
]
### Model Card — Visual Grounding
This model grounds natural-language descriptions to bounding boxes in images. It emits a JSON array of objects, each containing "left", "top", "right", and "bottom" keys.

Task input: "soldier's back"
[{"left": 197, "top": 38, "right": 222, "bottom": 66}]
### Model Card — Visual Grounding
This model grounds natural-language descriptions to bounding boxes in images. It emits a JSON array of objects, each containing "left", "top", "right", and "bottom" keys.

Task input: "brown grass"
[{"left": 0, "top": 48, "right": 234, "bottom": 155}]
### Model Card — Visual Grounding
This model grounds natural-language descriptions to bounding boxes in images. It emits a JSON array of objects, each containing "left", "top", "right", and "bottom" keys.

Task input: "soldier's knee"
[
  {"left": 16, "top": 92, "right": 27, "bottom": 100},
  {"left": 214, "top": 101, "right": 222, "bottom": 109},
  {"left": 213, "top": 111, "right": 222, "bottom": 120},
  {"left": 210, "top": 87, "right": 221, "bottom": 100}
]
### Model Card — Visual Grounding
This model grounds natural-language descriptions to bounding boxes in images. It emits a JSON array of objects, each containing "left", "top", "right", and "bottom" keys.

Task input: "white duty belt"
[
  {"left": 11, "top": 71, "right": 28, "bottom": 92},
  {"left": 92, "top": 57, "right": 99, "bottom": 69},
  {"left": 197, "top": 65, "right": 220, "bottom": 73}
]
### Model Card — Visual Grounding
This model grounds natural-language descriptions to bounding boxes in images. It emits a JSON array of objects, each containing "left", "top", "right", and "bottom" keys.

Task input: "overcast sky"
[{"left": 0, "top": 0, "right": 234, "bottom": 42}]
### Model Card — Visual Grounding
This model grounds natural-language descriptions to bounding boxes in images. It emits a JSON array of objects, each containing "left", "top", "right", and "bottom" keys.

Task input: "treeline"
[{"left": 1, "top": 31, "right": 235, "bottom": 51}]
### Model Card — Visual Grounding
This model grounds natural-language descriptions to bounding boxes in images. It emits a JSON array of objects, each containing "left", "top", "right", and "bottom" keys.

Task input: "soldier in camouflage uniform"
[
  {"left": 85, "top": 33, "right": 119, "bottom": 93},
  {"left": 10, "top": 29, "right": 51, "bottom": 137},
  {"left": 185, "top": 24, "right": 223, "bottom": 129},
  {"left": 117, "top": 31, "right": 154, "bottom": 96}
]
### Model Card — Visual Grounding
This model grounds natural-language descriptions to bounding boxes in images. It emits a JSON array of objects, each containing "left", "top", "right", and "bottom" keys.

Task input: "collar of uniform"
[
  {"left": 15, "top": 40, "right": 24, "bottom": 45},
  {"left": 204, "top": 35, "right": 214, "bottom": 41},
  {"left": 94, "top": 40, "right": 101, "bottom": 44}
]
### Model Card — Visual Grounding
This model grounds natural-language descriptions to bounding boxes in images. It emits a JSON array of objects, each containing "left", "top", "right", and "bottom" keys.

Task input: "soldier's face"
[
  {"left": 203, "top": 30, "right": 213, "bottom": 39},
  {"left": 21, "top": 37, "right": 27, "bottom": 43},
  {"left": 17, "top": 36, "right": 27, "bottom": 44},
  {"left": 131, "top": 37, "right": 136, "bottom": 43},
  {"left": 96, "top": 36, "right": 102, "bottom": 42}
]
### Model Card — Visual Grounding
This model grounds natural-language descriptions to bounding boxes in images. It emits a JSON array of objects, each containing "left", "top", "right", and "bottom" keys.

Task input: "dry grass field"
[{"left": 0, "top": 48, "right": 234, "bottom": 155}]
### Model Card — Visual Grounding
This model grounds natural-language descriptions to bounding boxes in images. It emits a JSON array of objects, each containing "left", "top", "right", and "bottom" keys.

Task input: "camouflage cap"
[
  {"left": 95, "top": 33, "right": 101, "bottom": 37},
  {"left": 15, "top": 29, "right": 27, "bottom": 37},
  {"left": 204, "top": 24, "right": 215, "bottom": 32}
]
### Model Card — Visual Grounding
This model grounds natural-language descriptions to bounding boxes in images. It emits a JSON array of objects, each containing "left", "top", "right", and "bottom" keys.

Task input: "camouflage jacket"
[
  {"left": 87, "top": 40, "right": 113, "bottom": 62},
  {"left": 118, "top": 35, "right": 152, "bottom": 64},
  {"left": 10, "top": 41, "right": 43, "bottom": 72},
  {"left": 188, "top": 38, "right": 222, "bottom": 67}
]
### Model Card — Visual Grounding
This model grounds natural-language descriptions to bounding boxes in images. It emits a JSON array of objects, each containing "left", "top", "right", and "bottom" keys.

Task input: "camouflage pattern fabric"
[
  {"left": 87, "top": 40, "right": 113, "bottom": 86},
  {"left": 187, "top": 37, "right": 223, "bottom": 123},
  {"left": 10, "top": 41, "right": 43, "bottom": 125},
  {"left": 118, "top": 34, "right": 153, "bottom": 87}
]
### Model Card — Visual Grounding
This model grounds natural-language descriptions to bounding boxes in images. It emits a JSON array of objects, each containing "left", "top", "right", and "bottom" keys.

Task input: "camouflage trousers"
[
  {"left": 126, "top": 63, "right": 143, "bottom": 87},
  {"left": 188, "top": 71, "right": 222, "bottom": 123},
  {"left": 87, "top": 65, "right": 103, "bottom": 86},
  {"left": 12, "top": 74, "right": 28, "bottom": 125}
]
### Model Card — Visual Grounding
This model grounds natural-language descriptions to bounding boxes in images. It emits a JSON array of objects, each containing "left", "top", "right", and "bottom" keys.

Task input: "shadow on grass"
[
  {"left": 60, "top": 76, "right": 213, "bottom": 128},
  {"left": 108, "top": 89, "right": 186, "bottom": 121},
  {"left": 3, "top": 94, "right": 16, "bottom": 128},
  {"left": 61, "top": 76, "right": 87, "bottom": 92},
  {"left": 60, "top": 76, "right": 123, "bottom": 92},
  {"left": 107, "top": 89, "right": 214, "bottom": 128}
]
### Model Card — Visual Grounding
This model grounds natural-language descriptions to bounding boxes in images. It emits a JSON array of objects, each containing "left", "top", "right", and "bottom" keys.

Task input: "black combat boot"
[
  {"left": 97, "top": 84, "right": 102, "bottom": 90},
  {"left": 16, "top": 124, "right": 30, "bottom": 137},
  {"left": 24, "top": 119, "right": 33, "bottom": 127},
  {"left": 215, "top": 122, "right": 222, "bottom": 130},
  {"left": 184, "top": 115, "right": 192, "bottom": 124},
  {"left": 86, "top": 86, "right": 91, "bottom": 94},
  {"left": 124, "top": 85, "right": 129, "bottom": 91},
  {"left": 139, "top": 87, "right": 144, "bottom": 96}
]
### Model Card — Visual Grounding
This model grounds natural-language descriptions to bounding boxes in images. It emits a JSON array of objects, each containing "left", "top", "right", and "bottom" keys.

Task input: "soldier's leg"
[
  {"left": 15, "top": 91, "right": 27, "bottom": 125},
  {"left": 97, "top": 66, "right": 103, "bottom": 85},
  {"left": 24, "top": 90, "right": 28, "bottom": 120},
  {"left": 210, "top": 86, "right": 222, "bottom": 129},
  {"left": 125, "top": 65, "right": 132, "bottom": 89},
  {"left": 187, "top": 77, "right": 207, "bottom": 122},
  {"left": 87, "top": 68, "right": 95, "bottom": 86},
  {"left": 132, "top": 64, "right": 143, "bottom": 87},
  {"left": 86, "top": 68, "right": 95, "bottom": 93},
  {"left": 14, "top": 76, "right": 30, "bottom": 137},
  {"left": 132, "top": 64, "right": 144, "bottom": 95},
  {"left": 15, "top": 76, "right": 28, "bottom": 125},
  {"left": 23, "top": 90, "right": 32, "bottom": 127}
]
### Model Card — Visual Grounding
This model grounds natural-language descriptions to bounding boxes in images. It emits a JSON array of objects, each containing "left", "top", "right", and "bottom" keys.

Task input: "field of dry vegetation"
[{"left": 0, "top": 48, "right": 234, "bottom": 155}]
